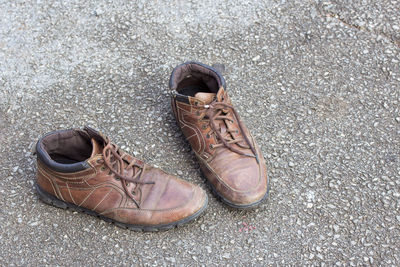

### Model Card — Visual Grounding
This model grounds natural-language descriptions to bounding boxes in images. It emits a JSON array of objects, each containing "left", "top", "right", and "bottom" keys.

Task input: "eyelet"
[
  {"left": 209, "top": 144, "right": 214, "bottom": 150},
  {"left": 114, "top": 177, "right": 120, "bottom": 181},
  {"left": 202, "top": 124, "right": 208, "bottom": 130},
  {"left": 131, "top": 191, "right": 136, "bottom": 195},
  {"left": 126, "top": 182, "right": 130, "bottom": 187},
  {"left": 96, "top": 159, "right": 103, "bottom": 164},
  {"left": 100, "top": 166, "right": 106, "bottom": 171},
  {"left": 194, "top": 101, "right": 198, "bottom": 106},
  {"left": 206, "top": 133, "right": 210, "bottom": 139}
]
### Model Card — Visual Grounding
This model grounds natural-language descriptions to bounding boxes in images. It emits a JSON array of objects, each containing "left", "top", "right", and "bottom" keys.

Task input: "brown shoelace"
[
  {"left": 199, "top": 101, "right": 259, "bottom": 163},
  {"left": 99, "top": 139, "right": 154, "bottom": 208}
]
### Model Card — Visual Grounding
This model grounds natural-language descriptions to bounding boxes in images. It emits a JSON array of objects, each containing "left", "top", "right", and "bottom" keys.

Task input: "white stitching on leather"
[
  {"left": 92, "top": 187, "right": 113, "bottom": 211},
  {"left": 78, "top": 188, "right": 96, "bottom": 207},
  {"left": 177, "top": 105, "right": 205, "bottom": 154},
  {"left": 66, "top": 183, "right": 76, "bottom": 205},
  {"left": 193, "top": 150, "right": 262, "bottom": 193},
  {"left": 100, "top": 186, "right": 197, "bottom": 214},
  {"left": 38, "top": 168, "right": 65, "bottom": 201},
  {"left": 185, "top": 133, "right": 197, "bottom": 141}
]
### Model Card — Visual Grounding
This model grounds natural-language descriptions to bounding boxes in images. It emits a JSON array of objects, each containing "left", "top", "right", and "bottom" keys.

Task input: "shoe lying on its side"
[
  {"left": 35, "top": 126, "right": 207, "bottom": 231},
  {"left": 169, "top": 62, "right": 269, "bottom": 208}
]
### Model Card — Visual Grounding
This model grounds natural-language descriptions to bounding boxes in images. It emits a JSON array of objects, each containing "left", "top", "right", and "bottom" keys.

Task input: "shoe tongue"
[
  {"left": 83, "top": 126, "right": 107, "bottom": 158},
  {"left": 84, "top": 126, "right": 107, "bottom": 144},
  {"left": 90, "top": 138, "right": 104, "bottom": 158},
  {"left": 194, "top": 92, "right": 216, "bottom": 104}
]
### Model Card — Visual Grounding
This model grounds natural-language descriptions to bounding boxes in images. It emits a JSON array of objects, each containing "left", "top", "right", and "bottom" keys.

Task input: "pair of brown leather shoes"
[{"left": 35, "top": 62, "right": 269, "bottom": 231}]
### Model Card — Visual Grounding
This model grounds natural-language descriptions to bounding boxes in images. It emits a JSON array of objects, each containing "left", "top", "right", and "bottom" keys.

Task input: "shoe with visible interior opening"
[
  {"left": 169, "top": 62, "right": 269, "bottom": 208},
  {"left": 35, "top": 126, "right": 208, "bottom": 231}
]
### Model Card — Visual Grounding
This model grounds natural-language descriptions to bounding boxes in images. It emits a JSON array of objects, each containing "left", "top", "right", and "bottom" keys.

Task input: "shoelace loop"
[
  {"left": 101, "top": 139, "right": 154, "bottom": 208},
  {"left": 200, "top": 101, "right": 259, "bottom": 163}
]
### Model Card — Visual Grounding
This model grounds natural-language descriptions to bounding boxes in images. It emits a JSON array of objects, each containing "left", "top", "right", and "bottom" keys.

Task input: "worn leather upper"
[
  {"left": 36, "top": 127, "right": 207, "bottom": 226},
  {"left": 170, "top": 62, "right": 269, "bottom": 207}
]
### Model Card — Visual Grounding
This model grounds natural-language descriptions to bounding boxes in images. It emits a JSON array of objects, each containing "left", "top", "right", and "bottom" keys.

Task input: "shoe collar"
[{"left": 169, "top": 61, "right": 227, "bottom": 105}]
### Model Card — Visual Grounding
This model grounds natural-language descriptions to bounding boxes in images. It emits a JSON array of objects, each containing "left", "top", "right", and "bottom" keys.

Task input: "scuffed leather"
[
  {"left": 36, "top": 147, "right": 206, "bottom": 226},
  {"left": 172, "top": 86, "right": 269, "bottom": 206}
]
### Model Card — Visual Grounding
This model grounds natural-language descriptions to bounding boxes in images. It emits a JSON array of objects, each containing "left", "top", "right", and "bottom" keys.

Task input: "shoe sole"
[
  {"left": 201, "top": 169, "right": 270, "bottom": 209},
  {"left": 35, "top": 183, "right": 208, "bottom": 232}
]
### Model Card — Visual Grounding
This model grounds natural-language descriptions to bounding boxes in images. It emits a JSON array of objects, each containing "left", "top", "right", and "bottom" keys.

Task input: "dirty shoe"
[
  {"left": 169, "top": 62, "right": 269, "bottom": 208},
  {"left": 35, "top": 126, "right": 207, "bottom": 231}
]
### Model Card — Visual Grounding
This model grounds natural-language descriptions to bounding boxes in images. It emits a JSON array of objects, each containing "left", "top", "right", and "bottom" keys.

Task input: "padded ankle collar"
[
  {"left": 169, "top": 61, "right": 226, "bottom": 91},
  {"left": 36, "top": 129, "right": 90, "bottom": 173}
]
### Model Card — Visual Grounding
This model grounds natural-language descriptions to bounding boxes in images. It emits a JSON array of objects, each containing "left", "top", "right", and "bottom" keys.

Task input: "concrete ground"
[{"left": 1, "top": 0, "right": 399, "bottom": 266}]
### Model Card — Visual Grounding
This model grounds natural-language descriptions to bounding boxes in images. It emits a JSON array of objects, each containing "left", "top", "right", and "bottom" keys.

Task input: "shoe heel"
[{"left": 35, "top": 184, "right": 68, "bottom": 209}]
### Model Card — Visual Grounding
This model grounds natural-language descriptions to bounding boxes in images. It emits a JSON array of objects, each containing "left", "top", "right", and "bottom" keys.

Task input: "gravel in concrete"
[{"left": 0, "top": 0, "right": 399, "bottom": 265}]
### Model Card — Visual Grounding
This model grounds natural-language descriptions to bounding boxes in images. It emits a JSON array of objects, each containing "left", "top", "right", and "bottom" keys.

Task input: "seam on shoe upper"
[
  {"left": 177, "top": 105, "right": 205, "bottom": 155},
  {"left": 195, "top": 150, "right": 263, "bottom": 194},
  {"left": 99, "top": 186, "right": 198, "bottom": 213},
  {"left": 37, "top": 167, "right": 59, "bottom": 199}
]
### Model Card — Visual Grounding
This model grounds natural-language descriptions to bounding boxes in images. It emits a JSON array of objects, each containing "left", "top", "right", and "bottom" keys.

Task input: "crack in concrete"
[
  {"left": 310, "top": 1, "right": 400, "bottom": 48},
  {"left": 324, "top": 11, "right": 399, "bottom": 48}
]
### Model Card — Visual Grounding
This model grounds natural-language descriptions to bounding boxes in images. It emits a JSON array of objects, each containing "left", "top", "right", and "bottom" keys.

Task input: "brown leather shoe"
[
  {"left": 35, "top": 126, "right": 207, "bottom": 231},
  {"left": 169, "top": 62, "right": 269, "bottom": 208}
]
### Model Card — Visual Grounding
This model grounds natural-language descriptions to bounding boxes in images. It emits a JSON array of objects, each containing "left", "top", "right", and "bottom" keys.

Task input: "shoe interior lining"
[
  {"left": 179, "top": 84, "right": 211, "bottom": 97},
  {"left": 41, "top": 129, "right": 92, "bottom": 164},
  {"left": 172, "top": 63, "right": 221, "bottom": 95}
]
